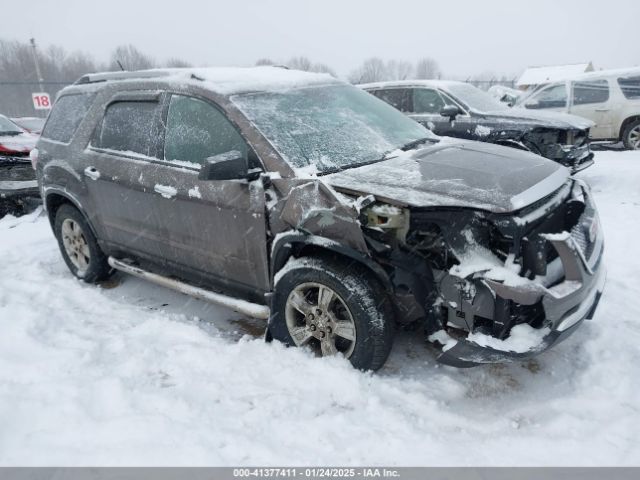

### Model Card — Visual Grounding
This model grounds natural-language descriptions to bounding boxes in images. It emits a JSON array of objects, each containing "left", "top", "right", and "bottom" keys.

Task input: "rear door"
[
  {"left": 150, "top": 93, "right": 270, "bottom": 297},
  {"left": 569, "top": 79, "right": 614, "bottom": 139},
  {"left": 83, "top": 92, "right": 167, "bottom": 259}
]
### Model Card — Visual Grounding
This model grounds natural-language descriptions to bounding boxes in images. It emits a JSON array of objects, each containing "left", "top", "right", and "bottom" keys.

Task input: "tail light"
[{"left": 29, "top": 148, "right": 39, "bottom": 170}]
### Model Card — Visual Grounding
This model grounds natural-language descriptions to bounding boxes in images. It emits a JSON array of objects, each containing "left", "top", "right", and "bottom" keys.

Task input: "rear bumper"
[{"left": 0, "top": 159, "right": 39, "bottom": 199}]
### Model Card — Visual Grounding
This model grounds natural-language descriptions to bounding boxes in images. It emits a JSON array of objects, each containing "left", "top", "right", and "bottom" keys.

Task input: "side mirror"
[
  {"left": 440, "top": 105, "right": 461, "bottom": 121},
  {"left": 524, "top": 99, "right": 539, "bottom": 109},
  {"left": 199, "top": 151, "right": 248, "bottom": 181}
]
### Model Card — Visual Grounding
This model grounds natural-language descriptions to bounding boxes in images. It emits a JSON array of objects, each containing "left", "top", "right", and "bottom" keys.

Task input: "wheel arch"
[
  {"left": 619, "top": 115, "right": 640, "bottom": 140},
  {"left": 270, "top": 233, "right": 393, "bottom": 293},
  {"left": 44, "top": 189, "right": 99, "bottom": 240}
]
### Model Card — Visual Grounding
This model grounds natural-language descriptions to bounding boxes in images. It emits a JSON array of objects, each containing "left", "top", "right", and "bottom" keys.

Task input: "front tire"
[
  {"left": 53, "top": 204, "right": 112, "bottom": 283},
  {"left": 622, "top": 119, "right": 640, "bottom": 150},
  {"left": 270, "top": 256, "right": 395, "bottom": 371}
]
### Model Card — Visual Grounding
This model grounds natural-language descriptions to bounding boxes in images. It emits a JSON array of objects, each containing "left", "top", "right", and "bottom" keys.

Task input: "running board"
[{"left": 107, "top": 257, "right": 270, "bottom": 319}]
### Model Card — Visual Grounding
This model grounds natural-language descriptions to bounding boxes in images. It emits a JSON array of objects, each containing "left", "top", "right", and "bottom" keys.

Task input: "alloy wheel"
[
  {"left": 628, "top": 125, "right": 640, "bottom": 150},
  {"left": 61, "top": 218, "right": 91, "bottom": 275},
  {"left": 285, "top": 282, "right": 357, "bottom": 358}
]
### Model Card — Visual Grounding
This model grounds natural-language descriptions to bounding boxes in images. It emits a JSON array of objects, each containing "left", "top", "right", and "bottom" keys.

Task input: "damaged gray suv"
[{"left": 35, "top": 67, "right": 606, "bottom": 370}]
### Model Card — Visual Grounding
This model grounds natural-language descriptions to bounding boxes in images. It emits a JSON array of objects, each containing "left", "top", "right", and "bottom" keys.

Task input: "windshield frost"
[{"left": 231, "top": 84, "right": 435, "bottom": 173}]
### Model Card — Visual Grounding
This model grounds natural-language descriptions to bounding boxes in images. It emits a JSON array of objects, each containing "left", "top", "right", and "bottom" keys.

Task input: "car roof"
[
  {"left": 358, "top": 79, "right": 467, "bottom": 91},
  {"left": 542, "top": 67, "right": 640, "bottom": 84},
  {"left": 72, "top": 66, "right": 341, "bottom": 96}
]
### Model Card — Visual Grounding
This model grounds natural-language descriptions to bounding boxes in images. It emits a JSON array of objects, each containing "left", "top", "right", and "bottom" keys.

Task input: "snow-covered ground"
[{"left": 1, "top": 150, "right": 639, "bottom": 466}]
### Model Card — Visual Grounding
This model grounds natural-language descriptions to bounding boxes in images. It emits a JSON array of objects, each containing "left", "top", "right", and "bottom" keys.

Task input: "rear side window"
[
  {"left": 41, "top": 94, "right": 94, "bottom": 143},
  {"left": 371, "top": 89, "right": 411, "bottom": 112},
  {"left": 94, "top": 101, "right": 159, "bottom": 157},
  {"left": 618, "top": 76, "right": 640, "bottom": 99},
  {"left": 572, "top": 80, "right": 609, "bottom": 105}
]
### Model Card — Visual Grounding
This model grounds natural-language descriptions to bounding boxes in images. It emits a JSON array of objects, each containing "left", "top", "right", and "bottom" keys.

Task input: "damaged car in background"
[
  {"left": 37, "top": 67, "right": 605, "bottom": 370},
  {"left": 0, "top": 114, "right": 40, "bottom": 217},
  {"left": 361, "top": 80, "right": 596, "bottom": 172}
]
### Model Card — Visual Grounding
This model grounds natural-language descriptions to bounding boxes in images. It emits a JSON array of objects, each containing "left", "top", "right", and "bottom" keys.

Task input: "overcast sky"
[{"left": 3, "top": 0, "right": 639, "bottom": 79}]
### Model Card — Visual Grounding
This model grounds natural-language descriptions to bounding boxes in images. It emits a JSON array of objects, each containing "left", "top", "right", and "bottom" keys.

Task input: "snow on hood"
[
  {"left": 0, "top": 133, "right": 37, "bottom": 153},
  {"left": 483, "top": 107, "right": 595, "bottom": 130},
  {"left": 325, "top": 140, "right": 569, "bottom": 213}
]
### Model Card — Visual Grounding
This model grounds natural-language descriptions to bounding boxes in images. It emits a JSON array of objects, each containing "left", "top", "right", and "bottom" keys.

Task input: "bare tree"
[
  {"left": 348, "top": 57, "right": 388, "bottom": 84},
  {"left": 309, "top": 63, "right": 336, "bottom": 76},
  {"left": 165, "top": 57, "right": 192, "bottom": 68},
  {"left": 386, "top": 60, "right": 414, "bottom": 80},
  {"left": 0, "top": 38, "right": 99, "bottom": 116},
  {"left": 109, "top": 44, "right": 155, "bottom": 71},
  {"left": 255, "top": 58, "right": 275, "bottom": 66},
  {"left": 415, "top": 57, "right": 441, "bottom": 79},
  {"left": 287, "top": 56, "right": 313, "bottom": 71}
]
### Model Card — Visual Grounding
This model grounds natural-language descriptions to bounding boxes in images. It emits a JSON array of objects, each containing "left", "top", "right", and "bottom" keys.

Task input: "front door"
[
  {"left": 151, "top": 93, "right": 270, "bottom": 297},
  {"left": 408, "top": 88, "right": 476, "bottom": 139},
  {"left": 521, "top": 82, "right": 569, "bottom": 113}
]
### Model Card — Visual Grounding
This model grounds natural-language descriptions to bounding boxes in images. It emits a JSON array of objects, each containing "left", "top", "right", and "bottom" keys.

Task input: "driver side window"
[
  {"left": 164, "top": 94, "right": 248, "bottom": 167},
  {"left": 525, "top": 84, "right": 567, "bottom": 109},
  {"left": 411, "top": 88, "right": 445, "bottom": 114}
]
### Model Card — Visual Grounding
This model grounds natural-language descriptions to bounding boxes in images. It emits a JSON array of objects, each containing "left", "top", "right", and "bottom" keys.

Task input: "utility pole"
[
  {"left": 29, "top": 38, "right": 44, "bottom": 92},
  {"left": 29, "top": 38, "right": 46, "bottom": 117}
]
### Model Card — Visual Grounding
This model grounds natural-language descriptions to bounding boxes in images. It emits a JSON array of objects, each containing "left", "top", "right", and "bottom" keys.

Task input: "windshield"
[
  {"left": 231, "top": 84, "right": 436, "bottom": 174},
  {"left": 0, "top": 115, "right": 24, "bottom": 135},
  {"left": 445, "top": 83, "right": 509, "bottom": 112}
]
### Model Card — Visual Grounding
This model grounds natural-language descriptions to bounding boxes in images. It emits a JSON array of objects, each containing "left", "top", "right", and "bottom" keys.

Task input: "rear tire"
[
  {"left": 270, "top": 256, "right": 395, "bottom": 371},
  {"left": 622, "top": 119, "right": 640, "bottom": 150},
  {"left": 53, "top": 204, "right": 112, "bottom": 283}
]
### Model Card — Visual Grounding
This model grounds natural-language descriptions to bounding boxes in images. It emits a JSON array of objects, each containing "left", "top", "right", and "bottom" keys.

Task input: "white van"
[{"left": 516, "top": 68, "right": 640, "bottom": 149}]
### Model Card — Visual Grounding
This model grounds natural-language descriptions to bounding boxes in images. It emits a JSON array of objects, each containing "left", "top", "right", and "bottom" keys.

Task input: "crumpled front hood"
[
  {"left": 325, "top": 140, "right": 570, "bottom": 213},
  {"left": 482, "top": 107, "right": 595, "bottom": 130},
  {"left": 0, "top": 133, "right": 37, "bottom": 154}
]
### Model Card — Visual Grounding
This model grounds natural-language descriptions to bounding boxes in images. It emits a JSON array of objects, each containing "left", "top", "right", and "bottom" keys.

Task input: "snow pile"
[
  {"left": 0, "top": 150, "right": 639, "bottom": 466},
  {"left": 467, "top": 325, "right": 551, "bottom": 353}
]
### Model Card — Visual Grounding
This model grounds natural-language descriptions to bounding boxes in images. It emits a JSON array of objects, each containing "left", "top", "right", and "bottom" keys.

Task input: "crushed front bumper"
[
  {"left": 560, "top": 144, "right": 594, "bottom": 172},
  {"left": 438, "top": 265, "right": 605, "bottom": 367},
  {"left": 437, "top": 189, "right": 606, "bottom": 368}
]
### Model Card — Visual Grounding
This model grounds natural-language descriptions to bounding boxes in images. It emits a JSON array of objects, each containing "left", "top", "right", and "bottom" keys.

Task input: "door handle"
[
  {"left": 154, "top": 184, "right": 177, "bottom": 199},
  {"left": 84, "top": 166, "right": 100, "bottom": 181},
  {"left": 594, "top": 108, "right": 610, "bottom": 112}
]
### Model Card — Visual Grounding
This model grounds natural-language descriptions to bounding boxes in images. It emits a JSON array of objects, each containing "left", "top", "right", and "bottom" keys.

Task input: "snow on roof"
[
  {"left": 567, "top": 66, "right": 640, "bottom": 82},
  {"left": 516, "top": 63, "right": 593, "bottom": 87},
  {"left": 78, "top": 66, "right": 339, "bottom": 95},
  {"left": 358, "top": 79, "right": 463, "bottom": 90}
]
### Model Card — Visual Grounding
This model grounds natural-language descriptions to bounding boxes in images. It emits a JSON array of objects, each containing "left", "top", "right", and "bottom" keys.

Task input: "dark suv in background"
[
  {"left": 361, "top": 80, "right": 595, "bottom": 172},
  {"left": 36, "top": 67, "right": 605, "bottom": 370}
]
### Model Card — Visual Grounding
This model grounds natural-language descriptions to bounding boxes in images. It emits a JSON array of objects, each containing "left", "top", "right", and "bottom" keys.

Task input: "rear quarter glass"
[{"left": 41, "top": 93, "right": 96, "bottom": 143}]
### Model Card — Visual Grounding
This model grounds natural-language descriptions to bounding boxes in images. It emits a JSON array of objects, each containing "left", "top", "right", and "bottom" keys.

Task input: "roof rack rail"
[{"left": 74, "top": 69, "right": 173, "bottom": 85}]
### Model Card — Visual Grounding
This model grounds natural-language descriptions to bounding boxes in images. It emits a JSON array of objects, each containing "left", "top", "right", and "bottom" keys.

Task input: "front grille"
[{"left": 570, "top": 218, "right": 596, "bottom": 260}]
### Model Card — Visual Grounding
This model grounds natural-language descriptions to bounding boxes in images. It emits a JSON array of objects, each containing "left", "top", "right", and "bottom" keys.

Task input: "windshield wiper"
[
  {"left": 0, "top": 131, "right": 22, "bottom": 136},
  {"left": 318, "top": 149, "right": 402, "bottom": 175},
  {"left": 399, "top": 137, "right": 437, "bottom": 151}
]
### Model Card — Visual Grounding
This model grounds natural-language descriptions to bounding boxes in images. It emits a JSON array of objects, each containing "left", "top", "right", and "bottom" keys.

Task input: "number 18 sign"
[{"left": 32, "top": 92, "right": 51, "bottom": 110}]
